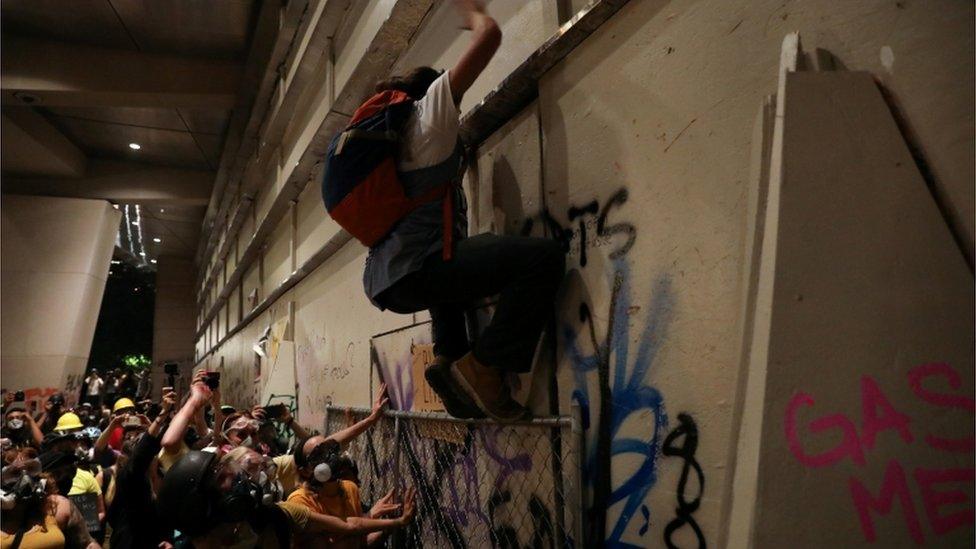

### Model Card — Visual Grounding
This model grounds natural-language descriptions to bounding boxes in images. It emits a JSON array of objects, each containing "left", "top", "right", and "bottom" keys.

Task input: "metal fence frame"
[{"left": 325, "top": 405, "right": 585, "bottom": 548}]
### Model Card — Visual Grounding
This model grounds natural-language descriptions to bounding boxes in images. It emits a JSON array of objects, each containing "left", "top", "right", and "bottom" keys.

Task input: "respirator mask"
[
  {"left": 0, "top": 460, "right": 45, "bottom": 510},
  {"left": 306, "top": 442, "right": 353, "bottom": 486}
]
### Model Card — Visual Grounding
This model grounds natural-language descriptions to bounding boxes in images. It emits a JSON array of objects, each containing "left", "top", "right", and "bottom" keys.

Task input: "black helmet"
[
  {"left": 156, "top": 451, "right": 216, "bottom": 537},
  {"left": 157, "top": 450, "right": 266, "bottom": 537}
]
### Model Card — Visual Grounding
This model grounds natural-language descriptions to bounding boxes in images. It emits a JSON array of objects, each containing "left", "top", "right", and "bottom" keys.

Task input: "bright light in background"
[
  {"left": 129, "top": 143, "right": 141, "bottom": 150},
  {"left": 130, "top": 221, "right": 139, "bottom": 226},
  {"left": 111, "top": 260, "right": 121, "bottom": 265},
  {"left": 139, "top": 252, "right": 146, "bottom": 256},
  {"left": 160, "top": 209, "right": 165, "bottom": 213},
  {"left": 153, "top": 237, "right": 162, "bottom": 243},
  {"left": 150, "top": 259, "right": 157, "bottom": 264}
]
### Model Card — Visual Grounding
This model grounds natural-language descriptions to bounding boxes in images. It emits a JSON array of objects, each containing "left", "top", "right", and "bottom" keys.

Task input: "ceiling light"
[
  {"left": 139, "top": 252, "right": 146, "bottom": 256},
  {"left": 129, "top": 143, "right": 142, "bottom": 150},
  {"left": 160, "top": 209, "right": 165, "bottom": 213},
  {"left": 150, "top": 259, "right": 157, "bottom": 264},
  {"left": 131, "top": 221, "right": 139, "bottom": 226},
  {"left": 111, "top": 260, "right": 121, "bottom": 265},
  {"left": 153, "top": 238, "right": 162, "bottom": 243}
]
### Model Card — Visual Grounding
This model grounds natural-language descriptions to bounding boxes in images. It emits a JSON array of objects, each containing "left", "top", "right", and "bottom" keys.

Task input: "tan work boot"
[
  {"left": 450, "top": 352, "right": 528, "bottom": 422},
  {"left": 425, "top": 355, "right": 484, "bottom": 419}
]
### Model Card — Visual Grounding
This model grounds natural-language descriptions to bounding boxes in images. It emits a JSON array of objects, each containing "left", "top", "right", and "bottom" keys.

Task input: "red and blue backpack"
[{"left": 322, "top": 90, "right": 455, "bottom": 257}]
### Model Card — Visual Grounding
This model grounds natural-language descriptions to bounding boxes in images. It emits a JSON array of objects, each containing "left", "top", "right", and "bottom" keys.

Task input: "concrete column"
[
  {"left": 151, "top": 255, "right": 197, "bottom": 397},
  {"left": 1, "top": 195, "right": 120, "bottom": 407}
]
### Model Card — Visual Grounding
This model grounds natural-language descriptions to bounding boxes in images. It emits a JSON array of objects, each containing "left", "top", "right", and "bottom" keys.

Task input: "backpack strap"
[{"left": 333, "top": 129, "right": 399, "bottom": 156}]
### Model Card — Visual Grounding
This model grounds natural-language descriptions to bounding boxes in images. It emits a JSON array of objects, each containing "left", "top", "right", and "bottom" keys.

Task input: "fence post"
[{"left": 571, "top": 401, "right": 585, "bottom": 547}]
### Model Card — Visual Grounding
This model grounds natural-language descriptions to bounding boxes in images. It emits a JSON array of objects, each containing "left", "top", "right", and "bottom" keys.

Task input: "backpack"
[{"left": 322, "top": 90, "right": 456, "bottom": 257}]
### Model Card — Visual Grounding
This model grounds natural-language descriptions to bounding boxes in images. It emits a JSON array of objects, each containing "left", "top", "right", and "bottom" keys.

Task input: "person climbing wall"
[{"left": 323, "top": 0, "right": 564, "bottom": 421}]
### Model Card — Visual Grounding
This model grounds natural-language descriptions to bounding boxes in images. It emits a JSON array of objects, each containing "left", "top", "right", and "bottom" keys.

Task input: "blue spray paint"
[{"left": 562, "top": 260, "right": 673, "bottom": 547}]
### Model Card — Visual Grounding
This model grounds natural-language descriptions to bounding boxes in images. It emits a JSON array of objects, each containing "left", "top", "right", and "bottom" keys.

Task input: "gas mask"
[
  {"left": 6, "top": 419, "right": 24, "bottom": 431},
  {"left": 0, "top": 460, "right": 45, "bottom": 510},
  {"left": 214, "top": 471, "right": 264, "bottom": 523}
]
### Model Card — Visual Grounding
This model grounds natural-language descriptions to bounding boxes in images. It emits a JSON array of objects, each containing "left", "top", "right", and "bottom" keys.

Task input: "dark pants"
[{"left": 377, "top": 234, "right": 565, "bottom": 373}]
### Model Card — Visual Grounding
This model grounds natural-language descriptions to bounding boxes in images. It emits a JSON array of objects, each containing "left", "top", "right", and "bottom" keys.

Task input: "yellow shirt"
[
  {"left": 68, "top": 468, "right": 100, "bottom": 496},
  {"left": 286, "top": 483, "right": 363, "bottom": 549},
  {"left": 272, "top": 454, "right": 298, "bottom": 498},
  {"left": 0, "top": 513, "right": 65, "bottom": 549}
]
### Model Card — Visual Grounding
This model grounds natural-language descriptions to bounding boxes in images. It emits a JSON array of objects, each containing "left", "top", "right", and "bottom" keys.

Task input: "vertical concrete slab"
[
  {"left": 752, "top": 72, "right": 974, "bottom": 548},
  {"left": 1, "top": 195, "right": 119, "bottom": 406}
]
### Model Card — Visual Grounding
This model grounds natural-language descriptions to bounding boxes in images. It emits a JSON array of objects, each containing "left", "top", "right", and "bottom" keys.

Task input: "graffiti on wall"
[
  {"left": 563, "top": 262, "right": 674, "bottom": 547},
  {"left": 525, "top": 186, "right": 692, "bottom": 547},
  {"left": 296, "top": 333, "right": 355, "bottom": 427},
  {"left": 784, "top": 362, "right": 975, "bottom": 543},
  {"left": 662, "top": 413, "right": 706, "bottom": 549},
  {"left": 338, "top": 410, "right": 560, "bottom": 548},
  {"left": 369, "top": 322, "right": 436, "bottom": 412}
]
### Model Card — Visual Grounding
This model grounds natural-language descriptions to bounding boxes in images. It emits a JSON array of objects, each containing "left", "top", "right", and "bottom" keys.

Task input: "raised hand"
[
  {"left": 453, "top": 0, "right": 487, "bottom": 30},
  {"left": 369, "top": 383, "right": 389, "bottom": 421},
  {"left": 369, "top": 489, "right": 401, "bottom": 518},
  {"left": 400, "top": 487, "right": 417, "bottom": 524}
]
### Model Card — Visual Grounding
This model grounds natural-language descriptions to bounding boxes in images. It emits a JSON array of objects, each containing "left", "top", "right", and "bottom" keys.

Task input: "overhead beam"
[
  {"left": 192, "top": 0, "right": 635, "bottom": 339},
  {"left": 1, "top": 107, "right": 87, "bottom": 177},
  {"left": 2, "top": 159, "right": 214, "bottom": 206},
  {"left": 196, "top": 0, "right": 311, "bottom": 267},
  {"left": 1, "top": 36, "right": 241, "bottom": 109}
]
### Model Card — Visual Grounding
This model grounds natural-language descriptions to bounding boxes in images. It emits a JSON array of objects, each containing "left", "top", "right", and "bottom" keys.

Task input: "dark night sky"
[{"left": 86, "top": 261, "right": 155, "bottom": 372}]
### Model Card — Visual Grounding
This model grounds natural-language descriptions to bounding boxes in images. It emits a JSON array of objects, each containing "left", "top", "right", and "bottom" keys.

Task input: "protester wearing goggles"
[{"left": 1, "top": 448, "right": 101, "bottom": 549}]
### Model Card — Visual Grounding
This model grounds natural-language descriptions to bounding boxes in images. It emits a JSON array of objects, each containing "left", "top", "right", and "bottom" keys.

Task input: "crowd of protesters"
[{"left": 1, "top": 370, "right": 414, "bottom": 548}]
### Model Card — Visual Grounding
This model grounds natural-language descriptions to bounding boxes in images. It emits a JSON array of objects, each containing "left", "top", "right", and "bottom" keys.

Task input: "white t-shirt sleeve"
[{"left": 397, "top": 72, "right": 460, "bottom": 171}]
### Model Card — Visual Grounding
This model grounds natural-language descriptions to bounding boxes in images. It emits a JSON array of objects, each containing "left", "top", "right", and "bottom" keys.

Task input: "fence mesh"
[{"left": 325, "top": 406, "right": 582, "bottom": 549}]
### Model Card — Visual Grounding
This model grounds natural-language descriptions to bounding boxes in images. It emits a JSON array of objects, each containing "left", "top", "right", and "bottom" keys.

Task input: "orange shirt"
[{"left": 286, "top": 482, "right": 364, "bottom": 549}]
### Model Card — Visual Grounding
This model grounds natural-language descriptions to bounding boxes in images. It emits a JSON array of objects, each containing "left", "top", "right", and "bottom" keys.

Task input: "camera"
[
  {"left": 13, "top": 391, "right": 24, "bottom": 402},
  {"left": 264, "top": 404, "right": 287, "bottom": 420},
  {"left": 48, "top": 394, "right": 64, "bottom": 407},
  {"left": 163, "top": 362, "right": 179, "bottom": 376},
  {"left": 203, "top": 371, "right": 220, "bottom": 390}
]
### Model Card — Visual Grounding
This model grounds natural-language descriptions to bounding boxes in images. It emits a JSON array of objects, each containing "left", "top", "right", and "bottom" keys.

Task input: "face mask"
[{"left": 7, "top": 419, "right": 23, "bottom": 430}]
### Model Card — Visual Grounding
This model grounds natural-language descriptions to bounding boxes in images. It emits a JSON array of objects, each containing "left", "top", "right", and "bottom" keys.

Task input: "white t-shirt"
[
  {"left": 396, "top": 72, "right": 460, "bottom": 172},
  {"left": 86, "top": 377, "right": 103, "bottom": 396}
]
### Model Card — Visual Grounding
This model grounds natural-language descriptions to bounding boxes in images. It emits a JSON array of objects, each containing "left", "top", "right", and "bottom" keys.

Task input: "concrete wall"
[
  {"left": 194, "top": 0, "right": 973, "bottom": 546},
  {"left": 1, "top": 195, "right": 120, "bottom": 407},
  {"left": 151, "top": 255, "right": 196, "bottom": 396}
]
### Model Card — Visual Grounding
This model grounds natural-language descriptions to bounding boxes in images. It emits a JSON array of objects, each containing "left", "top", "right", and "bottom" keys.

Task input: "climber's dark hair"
[{"left": 374, "top": 66, "right": 442, "bottom": 99}]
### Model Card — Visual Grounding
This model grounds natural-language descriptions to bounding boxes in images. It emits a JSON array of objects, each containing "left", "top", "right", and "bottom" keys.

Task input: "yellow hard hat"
[
  {"left": 113, "top": 397, "right": 136, "bottom": 413},
  {"left": 54, "top": 412, "right": 83, "bottom": 432}
]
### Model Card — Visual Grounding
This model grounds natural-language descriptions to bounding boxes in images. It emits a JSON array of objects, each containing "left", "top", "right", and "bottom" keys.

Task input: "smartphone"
[
  {"left": 122, "top": 415, "right": 142, "bottom": 429},
  {"left": 204, "top": 371, "right": 221, "bottom": 390},
  {"left": 163, "top": 362, "right": 179, "bottom": 376},
  {"left": 264, "top": 404, "right": 287, "bottom": 420}
]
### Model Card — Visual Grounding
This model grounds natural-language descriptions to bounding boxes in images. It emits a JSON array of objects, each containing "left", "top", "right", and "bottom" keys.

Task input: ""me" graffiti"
[{"left": 784, "top": 362, "right": 975, "bottom": 543}]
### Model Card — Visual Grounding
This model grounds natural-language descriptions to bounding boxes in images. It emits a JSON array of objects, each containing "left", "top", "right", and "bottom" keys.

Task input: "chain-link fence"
[{"left": 325, "top": 406, "right": 583, "bottom": 548}]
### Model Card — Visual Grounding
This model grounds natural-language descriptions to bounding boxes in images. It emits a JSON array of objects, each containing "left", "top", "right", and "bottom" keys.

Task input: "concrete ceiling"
[{"left": 0, "top": 0, "right": 259, "bottom": 265}]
